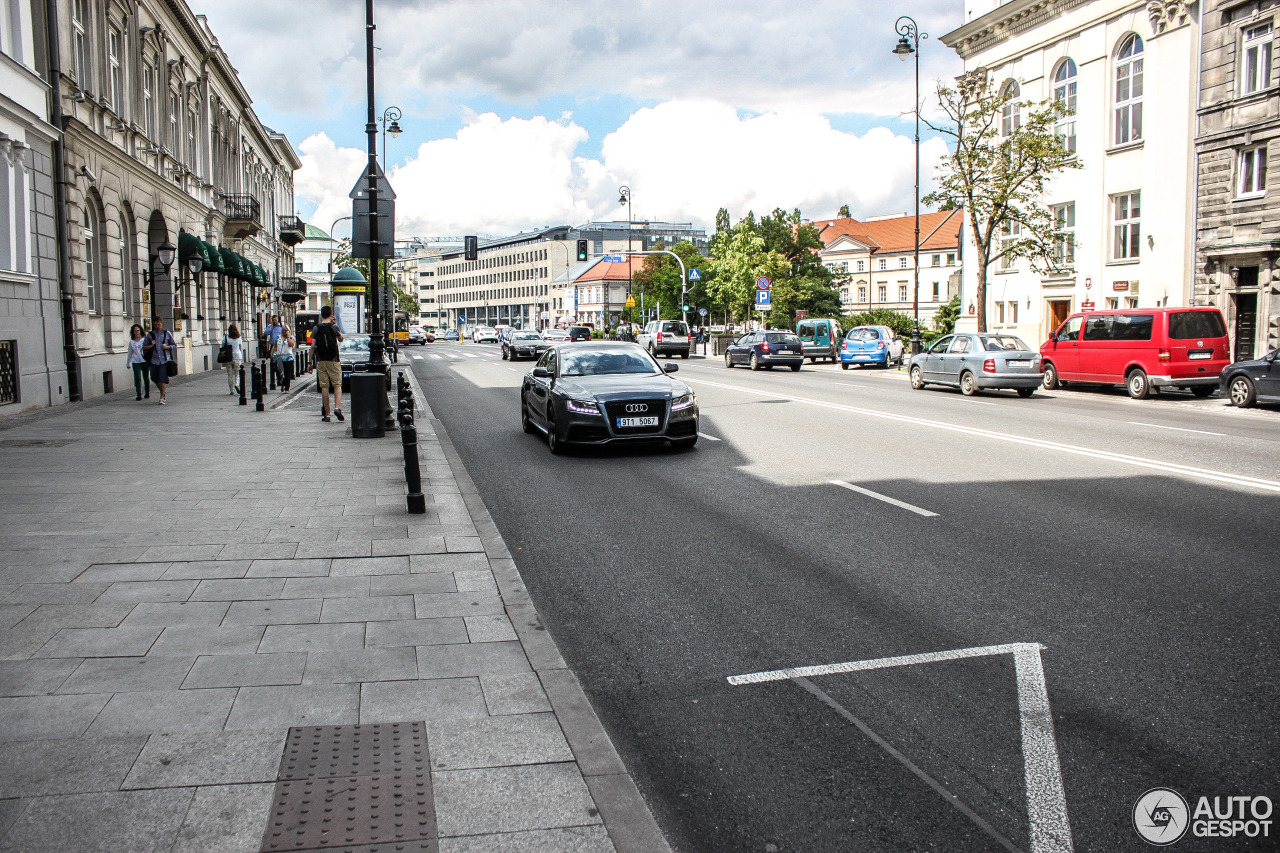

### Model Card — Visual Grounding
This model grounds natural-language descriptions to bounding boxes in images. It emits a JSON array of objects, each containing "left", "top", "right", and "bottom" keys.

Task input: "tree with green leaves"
[
  {"left": 923, "top": 70, "right": 1079, "bottom": 332},
  {"left": 705, "top": 221, "right": 788, "bottom": 323},
  {"left": 628, "top": 240, "right": 705, "bottom": 322},
  {"left": 933, "top": 295, "right": 961, "bottom": 337},
  {"left": 330, "top": 238, "right": 415, "bottom": 318},
  {"left": 837, "top": 204, "right": 851, "bottom": 218}
]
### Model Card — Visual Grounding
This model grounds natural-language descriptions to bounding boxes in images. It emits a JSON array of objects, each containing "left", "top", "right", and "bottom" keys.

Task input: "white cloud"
[{"left": 294, "top": 100, "right": 948, "bottom": 238}]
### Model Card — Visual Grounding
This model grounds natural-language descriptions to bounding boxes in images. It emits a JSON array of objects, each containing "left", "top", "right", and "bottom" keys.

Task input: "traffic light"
[
  {"left": 683, "top": 305, "right": 691, "bottom": 313},
  {"left": 576, "top": 240, "right": 588, "bottom": 262},
  {"left": 464, "top": 236, "right": 478, "bottom": 261}
]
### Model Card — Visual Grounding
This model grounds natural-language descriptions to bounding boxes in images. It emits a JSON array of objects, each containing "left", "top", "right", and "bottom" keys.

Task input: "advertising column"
[{"left": 332, "top": 283, "right": 365, "bottom": 335}]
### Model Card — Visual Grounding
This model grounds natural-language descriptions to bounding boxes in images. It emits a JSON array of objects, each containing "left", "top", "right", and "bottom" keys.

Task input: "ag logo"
[{"left": 1134, "top": 788, "right": 1189, "bottom": 845}]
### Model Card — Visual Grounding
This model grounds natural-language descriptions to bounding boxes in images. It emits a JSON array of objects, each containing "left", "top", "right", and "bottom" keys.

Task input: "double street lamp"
[{"left": 893, "top": 15, "right": 927, "bottom": 356}]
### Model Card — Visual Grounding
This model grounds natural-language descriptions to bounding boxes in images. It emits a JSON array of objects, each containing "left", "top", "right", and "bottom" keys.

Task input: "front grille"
[{"left": 604, "top": 399, "right": 667, "bottom": 433}]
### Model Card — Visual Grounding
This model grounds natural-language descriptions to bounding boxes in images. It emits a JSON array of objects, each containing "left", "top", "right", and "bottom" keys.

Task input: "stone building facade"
[{"left": 1195, "top": 0, "right": 1279, "bottom": 360}]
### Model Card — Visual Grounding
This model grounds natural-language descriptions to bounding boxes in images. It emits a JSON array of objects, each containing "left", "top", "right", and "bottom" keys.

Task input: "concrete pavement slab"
[
  {"left": 257, "top": 622, "right": 365, "bottom": 653},
  {"left": 319, "top": 594, "right": 415, "bottom": 623},
  {"left": 358, "top": 678, "right": 488, "bottom": 723},
  {"left": 416, "top": 641, "right": 532, "bottom": 679},
  {"left": 121, "top": 729, "right": 285, "bottom": 788},
  {"left": 0, "top": 787, "right": 193, "bottom": 853},
  {"left": 329, "top": 555, "right": 411, "bottom": 577},
  {"left": 57, "top": 655, "right": 195, "bottom": 694},
  {"left": 426, "top": 713, "right": 574, "bottom": 771},
  {"left": 369, "top": 572, "right": 457, "bottom": 596},
  {"left": 301, "top": 646, "right": 418, "bottom": 684},
  {"left": 73, "top": 562, "right": 173, "bottom": 583},
  {"left": 96, "top": 579, "right": 199, "bottom": 603},
  {"left": 181, "top": 652, "right": 306, "bottom": 688},
  {"left": 169, "top": 783, "right": 276, "bottom": 853},
  {"left": 159, "top": 559, "right": 251, "bottom": 580},
  {"left": 224, "top": 683, "right": 360, "bottom": 730},
  {"left": 0, "top": 693, "right": 110, "bottom": 741},
  {"left": 119, "top": 601, "right": 230, "bottom": 627},
  {"left": 10, "top": 603, "right": 132, "bottom": 632},
  {"left": 413, "top": 592, "right": 507, "bottom": 619},
  {"left": 2, "top": 582, "right": 110, "bottom": 604},
  {"left": 85, "top": 688, "right": 237, "bottom": 736},
  {"left": 464, "top": 615, "right": 519, "bottom": 644},
  {"left": 33, "top": 626, "right": 160, "bottom": 658},
  {"left": 0, "top": 658, "right": 78, "bottom": 696},
  {"left": 245, "top": 557, "right": 329, "bottom": 577},
  {"left": 366, "top": 617, "right": 469, "bottom": 648},
  {"left": 189, "top": 578, "right": 286, "bottom": 601},
  {"left": 438, "top": 825, "right": 614, "bottom": 853},
  {"left": 409, "top": 552, "right": 491, "bottom": 574},
  {"left": 432, "top": 764, "right": 601, "bottom": 837},
  {"left": 221, "top": 598, "right": 322, "bottom": 626},
  {"left": 149, "top": 625, "right": 265, "bottom": 657},
  {"left": 0, "top": 604, "right": 37, "bottom": 630},
  {"left": 0, "top": 736, "right": 144, "bottom": 796}
]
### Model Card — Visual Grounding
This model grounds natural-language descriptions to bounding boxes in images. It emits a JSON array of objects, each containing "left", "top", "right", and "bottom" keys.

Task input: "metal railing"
[
  {"left": 278, "top": 215, "right": 305, "bottom": 245},
  {"left": 223, "top": 194, "right": 261, "bottom": 224}
]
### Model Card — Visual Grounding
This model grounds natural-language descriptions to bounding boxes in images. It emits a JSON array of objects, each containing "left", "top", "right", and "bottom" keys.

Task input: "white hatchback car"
[{"left": 472, "top": 326, "right": 499, "bottom": 344}]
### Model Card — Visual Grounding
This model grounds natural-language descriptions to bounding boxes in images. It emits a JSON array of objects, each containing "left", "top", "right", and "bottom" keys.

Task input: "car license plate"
[
  {"left": 1007, "top": 360, "right": 1031, "bottom": 367},
  {"left": 617, "top": 417, "right": 658, "bottom": 428},
  {"left": 1189, "top": 351, "right": 1211, "bottom": 360}
]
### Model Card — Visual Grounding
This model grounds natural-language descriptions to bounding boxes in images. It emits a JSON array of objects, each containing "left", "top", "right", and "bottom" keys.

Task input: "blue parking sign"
[{"left": 755, "top": 289, "right": 771, "bottom": 309}]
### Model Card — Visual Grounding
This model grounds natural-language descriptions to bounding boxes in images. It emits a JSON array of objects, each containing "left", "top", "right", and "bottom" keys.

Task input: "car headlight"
[
  {"left": 671, "top": 394, "right": 694, "bottom": 411},
  {"left": 565, "top": 398, "right": 600, "bottom": 415}
]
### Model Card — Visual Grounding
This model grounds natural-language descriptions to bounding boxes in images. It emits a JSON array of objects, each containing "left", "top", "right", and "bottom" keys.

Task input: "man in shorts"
[{"left": 312, "top": 305, "right": 344, "bottom": 422}]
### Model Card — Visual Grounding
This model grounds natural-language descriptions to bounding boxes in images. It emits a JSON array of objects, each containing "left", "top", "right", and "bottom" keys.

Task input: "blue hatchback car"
[
  {"left": 443, "top": 329, "right": 460, "bottom": 341},
  {"left": 840, "top": 325, "right": 905, "bottom": 369}
]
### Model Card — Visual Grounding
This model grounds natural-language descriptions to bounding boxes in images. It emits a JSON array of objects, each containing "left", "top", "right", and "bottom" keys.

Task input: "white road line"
[
  {"left": 697, "top": 432, "right": 721, "bottom": 441},
  {"left": 684, "top": 376, "right": 1280, "bottom": 494},
  {"left": 835, "top": 382, "right": 859, "bottom": 388},
  {"left": 411, "top": 355, "right": 423, "bottom": 360},
  {"left": 1128, "top": 421, "right": 1225, "bottom": 437},
  {"left": 507, "top": 367, "right": 517, "bottom": 372},
  {"left": 729, "top": 642, "right": 1073, "bottom": 853},
  {"left": 831, "top": 480, "right": 938, "bottom": 517},
  {"left": 430, "top": 354, "right": 444, "bottom": 360}
]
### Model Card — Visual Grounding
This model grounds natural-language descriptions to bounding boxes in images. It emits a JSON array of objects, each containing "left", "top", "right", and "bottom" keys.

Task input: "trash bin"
[{"left": 348, "top": 373, "right": 386, "bottom": 439}]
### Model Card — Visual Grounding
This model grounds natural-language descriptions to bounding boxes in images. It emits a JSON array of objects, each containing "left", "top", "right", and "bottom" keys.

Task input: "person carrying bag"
[
  {"left": 272, "top": 328, "right": 296, "bottom": 393},
  {"left": 142, "top": 316, "right": 177, "bottom": 405},
  {"left": 221, "top": 324, "right": 245, "bottom": 395}
]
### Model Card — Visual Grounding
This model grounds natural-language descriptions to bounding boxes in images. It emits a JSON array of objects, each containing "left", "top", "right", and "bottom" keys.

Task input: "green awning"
[
  {"left": 219, "top": 248, "right": 241, "bottom": 279},
  {"left": 203, "top": 241, "right": 224, "bottom": 274},
  {"left": 178, "top": 232, "right": 203, "bottom": 263},
  {"left": 258, "top": 264, "right": 271, "bottom": 287}
]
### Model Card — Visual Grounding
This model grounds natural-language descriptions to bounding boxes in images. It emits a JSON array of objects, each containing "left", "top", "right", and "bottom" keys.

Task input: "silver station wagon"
[{"left": 909, "top": 333, "right": 1043, "bottom": 396}]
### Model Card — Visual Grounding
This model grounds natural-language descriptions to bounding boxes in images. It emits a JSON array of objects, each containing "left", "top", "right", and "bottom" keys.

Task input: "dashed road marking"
[
  {"left": 697, "top": 432, "right": 721, "bottom": 441},
  {"left": 1127, "top": 421, "right": 1224, "bottom": 436},
  {"left": 830, "top": 480, "right": 937, "bottom": 517}
]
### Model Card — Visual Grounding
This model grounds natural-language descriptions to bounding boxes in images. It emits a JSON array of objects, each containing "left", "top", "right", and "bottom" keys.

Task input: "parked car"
[
  {"left": 424, "top": 330, "right": 436, "bottom": 343},
  {"left": 1040, "top": 307, "right": 1230, "bottom": 399},
  {"left": 472, "top": 326, "right": 500, "bottom": 344},
  {"left": 638, "top": 320, "right": 691, "bottom": 358},
  {"left": 542, "top": 329, "right": 570, "bottom": 343},
  {"left": 406, "top": 327, "right": 426, "bottom": 346},
  {"left": 338, "top": 334, "right": 372, "bottom": 392},
  {"left": 567, "top": 325, "right": 593, "bottom": 342},
  {"left": 1219, "top": 348, "right": 1280, "bottom": 407},
  {"left": 909, "top": 333, "right": 1042, "bottom": 396},
  {"left": 520, "top": 342, "right": 699, "bottom": 453},
  {"left": 840, "top": 326, "right": 905, "bottom": 369},
  {"left": 724, "top": 331, "right": 805, "bottom": 371},
  {"left": 443, "top": 329, "right": 459, "bottom": 341},
  {"left": 503, "top": 330, "right": 549, "bottom": 361},
  {"left": 797, "top": 318, "right": 843, "bottom": 363}
]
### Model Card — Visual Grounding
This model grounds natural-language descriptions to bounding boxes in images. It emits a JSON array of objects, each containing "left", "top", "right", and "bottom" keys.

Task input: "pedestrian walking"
[
  {"left": 142, "top": 316, "right": 177, "bottom": 405},
  {"left": 265, "top": 314, "right": 284, "bottom": 385},
  {"left": 221, "top": 324, "right": 246, "bottom": 395},
  {"left": 273, "top": 328, "right": 295, "bottom": 392},
  {"left": 312, "top": 305, "right": 344, "bottom": 423},
  {"left": 126, "top": 324, "right": 150, "bottom": 400}
]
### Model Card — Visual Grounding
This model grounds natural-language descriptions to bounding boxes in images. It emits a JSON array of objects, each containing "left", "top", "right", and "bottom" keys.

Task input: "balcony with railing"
[
  {"left": 279, "top": 214, "right": 305, "bottom": 246},
  {"left": 279, "top": 277, "right": 307, "bottom": 304},
  {"left": 222, "top": 194, "right": 261, "bottom": 239}
]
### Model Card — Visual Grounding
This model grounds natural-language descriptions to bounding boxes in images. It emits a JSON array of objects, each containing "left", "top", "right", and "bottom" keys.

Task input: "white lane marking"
[
  {"left": 465, "top": 353, "right": 480, "bottom": 358},
  {"left": 507, "top": 367, "right": 518, "bottom": 372},
  {"left": 1127, "top": 421, "right": 1225, "bottom": 437},
  {"left": 430, "top": 354, "right": 444, "bottom": 360},
  {"left": 697, "top": 432, "right": 721, "bottom": 441},
  {"left": 830, "top": 480, "right": 938, "bottom": 517},
  {"left": 793, "top": 677, "right": 1024, "bottom": 853},
  {"left": 836, "top": 382, "right": 859, "bottom": 388},
  {"left": 685, "top": 377, "right": 1280, "bottom": 494},
  {"left": 411, "top": 355, "right": 423, "bottom": 360},
  {"left": 729, "top": 642, "right": 1073, "bottom": 853}
]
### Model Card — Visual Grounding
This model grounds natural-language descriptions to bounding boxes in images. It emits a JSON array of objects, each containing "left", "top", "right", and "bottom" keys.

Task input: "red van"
[{"left": 1039, "top": 307, "right": 1230, "bottom": 399}]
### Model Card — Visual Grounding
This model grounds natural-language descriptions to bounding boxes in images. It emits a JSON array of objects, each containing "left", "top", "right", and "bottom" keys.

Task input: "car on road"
[
  {"left": 567, "top": 325, "right": 593, "bottom": 342},
  {"left": 909, "top": 333, "right": 1042, "bottom": 396},
  {"left": 724, "top": 331, "right": 805, "bottom": 371},
  {"left": 406, "top": 327, "right": 426, "bottom": 346},
  {"left": 472, "top": 326, "right": 500, "bottom": 344},
  {"left": 638, "top": 319, "right": 691, "bottom": 359},
  {"left": 1040, "top": 307, "right": 1230, "bottom": 399},
  {"left": 338, "top": 334, "right": 372, "bottom": 392},
  {"left": 542, "top": 328, "right": 570, "bottom": 343},
  {"left": 1219, "top": 348, "right": 1280, "bottom": 407},
  {"left": 443, "top": 329, "right": 459, "bottom": 341},
  {"left": 503, "top": 330, "right": 549, "bottom": 361},
  {"left": 425, "top": 329, "right": 436, "bottom": 343},
  {"left": 521, "top": 342, "right": 699, "bottom": 453},
  {"left": 840, "top": 326, "right": 905, "bottom": 369},
  {"left": 797, "top": 318, "right": 843, "bottom": 363}
]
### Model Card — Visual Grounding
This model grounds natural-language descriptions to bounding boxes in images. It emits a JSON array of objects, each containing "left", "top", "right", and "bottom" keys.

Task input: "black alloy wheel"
[
  {"left": 545, "top": 407, "right": 564, "bottom": 455},
  {"left": 521, "top": 398, "right": 535, "bottom": 434}
]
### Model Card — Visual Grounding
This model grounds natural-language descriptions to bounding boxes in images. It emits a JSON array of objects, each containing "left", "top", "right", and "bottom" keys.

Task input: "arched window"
[
  {"left": 1114, "top": 35, "right": 1144, "bottom": 145},
  {"left": 119, "top": 215, "right": 135, "bottom": 318},
  {"left": 1053, "top": 59, "right": 1078, "bottom": 153},
  {"left": 84, "top": 205, "right": 100, "bottom": 314},
  {"left": 1000, "top": 80, "right": 1021, "bottom": 136}
]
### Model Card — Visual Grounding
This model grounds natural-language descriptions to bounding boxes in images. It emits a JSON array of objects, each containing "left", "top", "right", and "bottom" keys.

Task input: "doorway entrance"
[
  {"left": 1046, "top": 298, "right": 1071, "bottom": 341},
  {"left": 1233, "top": 289, "right": 1258, "bottom": 363}
]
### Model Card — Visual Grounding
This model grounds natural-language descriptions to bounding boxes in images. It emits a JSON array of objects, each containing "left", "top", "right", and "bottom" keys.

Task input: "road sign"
[
  {"left": 348, "top": 161, "right": 397, "bottom": 200},
  {"left": 689, "top": 269, "right": 702, "bottom": 281},
  {"left": 1081, "top": 301, "right": 1096, "bottom": 311},
  {"left": 756, "top": 276, "right": 772, "bottom": 290},
  {"left": 602, "top": 255, "right": 625, "bottom": 263},
  {"left": 755, "top": 289, "right": 772, "bottom": 311},
  {"left": 699, "top": 308, "right": 708, "bottom": 317},
  {"left": 625, "top": 295, "right": 636, "bottom": 308}
]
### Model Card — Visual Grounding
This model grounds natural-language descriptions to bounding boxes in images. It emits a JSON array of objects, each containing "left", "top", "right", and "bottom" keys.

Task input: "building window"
[
  {"left": 84, "top": 207, "right": 100, "bottom": 314},
  {"left": 1052, "top": 202, "right": 1076, "bottom": 266},
  {"left": 877, "top": 284, "right": 887, "bottom": 302},
  {"left": 108, "top": 27, "right": 123, "bottom": 112},
  {"left": 932, "top": 254, "right": 941, "bottom": 266},
  {"left": 1008, "top": 301, "right": 1019, "bottom": 323},
  {"left": 899, "top": 256, "right": 908, "bottom": 269},
  {"left": 840, "top": 287, "right": 849, "bottom": 301},
  {"left": 186, "top": 105, "right": 198, "bottom": 169},
  {"left": 898, "top": 284, "right": 909, "bottom": 301},
  {"left": 119, "top": 216, "right": 134, "bottom": 317},
  {"left": 0, "top": 339, "right": 16, "bottom": 405},
  {"left": 878, "top": 258, "right": 887, "bottom": 270},
  {"left": 1054, "top": 58, "right": 1077, "bottom": 153},
  {"left": 999, "top": 220, "right": 1021, "bottom": 270},
  {"left": 932, "top": 282, "right": 941, "bottom": 300},
  {"left": 1114, "top": 35, "right": 1144, "bottom": 145},
  {"left": 857, "top": 285, "right": 867, "bottom": 302},
  {"left": 294, "top": 262, "right": 303, "bottom": 273},
  {"left": 1001, "top": 80, "right": 1021, "bottom": 135},
  {"left": 0, "top": 142, "right": 31, "bottom": 273},
  {"left": 72, "top": 0, "right": 89, "bottom": 88},
  {"left": 946, "top": 253, "right": 956, "bottom": 265},
  {"left": 856, "top": 259, "right": 865, "bottom": 271},
  {"left": 142, "top": 63, "right": 155, "bottom": 140},
  {"left": 1242, "top": 23, "right": 1273, "bottom": 96},
  {"left": 995, "top": 301, "right": 1005, "bottom": 324},
  {"left": 1112, "top": 191, "right": 1141, "bottom": 260},
  {"left": 1239, "top": 146, "right": 1268, "bottom": 196},
  {"left": 169, "top": 91, "right": 179, "bottom": 152}
]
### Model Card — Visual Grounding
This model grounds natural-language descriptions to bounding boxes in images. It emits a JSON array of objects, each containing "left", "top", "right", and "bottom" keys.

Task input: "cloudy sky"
[{"left": 197, "top": 0, "right": 965, "bottom": 241}]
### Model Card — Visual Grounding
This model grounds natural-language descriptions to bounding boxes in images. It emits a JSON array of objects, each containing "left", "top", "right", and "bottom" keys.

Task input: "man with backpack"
[
  {"left": 312, "top": 305, "right": 344, "bottom": 422},
  {"left": 142, "top": 316, "right": 177, "bottom": 405}
]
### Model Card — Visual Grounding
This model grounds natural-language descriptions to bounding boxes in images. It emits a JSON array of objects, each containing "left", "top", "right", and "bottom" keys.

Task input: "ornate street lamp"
[
  {"left": 380, "top": 106, "right": 403, "bottom": 166},
  {"left": 894, "top": 15, "right": 927, "bottom": 356}
]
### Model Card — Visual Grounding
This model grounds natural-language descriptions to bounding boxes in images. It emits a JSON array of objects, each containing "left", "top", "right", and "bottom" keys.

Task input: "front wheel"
[
  {"left": 1016, "top": 387, "right": 1036, "bottom": 398},
  {"left": 1042, "top": 362, "right": 1059, "bottom": 390},
  {"left": 546, "top": 408, "right": 564, "bottom": 455},
  {"left": 750, "top": 353, "right": 761, "bottom": 371},
  {"left": 960, "top": 371, "right": 978, "bottom": 396},
  {"left": 724, "top": 352, "right": 733, "bottom": 369},
  {"left": 521, "top": 400, "right": 535, "bottom": 434},
  {"left": 501, "top": 348, "right": 509, "bottom": 361},
  {"left": 1229, "top": 375, "right": 1257, "bottom": 407},
  {"left": 910, "top": 366, "right": 925, "bottom": 390},
  {"left": 671, "top": 436, "right": 698, "bottom": 451},
  {"left": 1126, "top": 369, "right": 1151, "bottom": 400}
]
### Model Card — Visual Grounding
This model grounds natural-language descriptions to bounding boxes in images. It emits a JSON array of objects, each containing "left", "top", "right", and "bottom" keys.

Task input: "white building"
[
  {"left": 296, "top": 224, "right": 340, "bottom": 313},
  {"left": 941, "top": 0, "right": 1199, "bottom": 341}
]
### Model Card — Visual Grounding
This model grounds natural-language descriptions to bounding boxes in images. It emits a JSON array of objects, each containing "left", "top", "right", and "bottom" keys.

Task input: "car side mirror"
[
  {"left": 532, "top": 367, "right": 551, "bottom": 378},
  {"left": 663, "top": 363, "right": 679, "bottom": 373}
]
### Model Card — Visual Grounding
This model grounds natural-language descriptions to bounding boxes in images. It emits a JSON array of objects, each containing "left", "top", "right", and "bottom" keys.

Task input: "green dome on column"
[{"left": 332, "top": 267, "right": 367, "bottom": 285}]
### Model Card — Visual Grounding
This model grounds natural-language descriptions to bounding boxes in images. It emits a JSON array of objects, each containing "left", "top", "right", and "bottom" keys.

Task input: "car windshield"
[
  {"left": 980, "top": 336, "right": 1030, "bottom": 352},
  {"left": 766, "top": 333, "right": 799, "bottom": 344},
  {"left": 339, "top": 336, "right": 370, "bottom": 356},
  {"left": 560, "top": 349, "right": 660, "bottom": 376},
  {"left": 512, "top": 332, "right": 541, "bottom": 340},
  {"left": 847, "top": 329, "right": 880, "bottom": 341}
]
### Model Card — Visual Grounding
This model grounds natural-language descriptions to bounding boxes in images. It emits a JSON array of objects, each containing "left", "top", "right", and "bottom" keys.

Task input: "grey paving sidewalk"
[{"left": 0, "top": 369, "right": 669, "bottom": 853}]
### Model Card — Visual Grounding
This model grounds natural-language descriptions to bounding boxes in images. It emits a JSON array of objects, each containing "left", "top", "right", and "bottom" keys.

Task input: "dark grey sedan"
[
  {"left": 1219, "top": 349, "right": 1280, "bottom": 407},
  {"left": 520, "top": 343, "right": 699, "bottom": 454},
  {"left": 502, "top": 330, "right": 548, "bottom": 361},
  {"left": 909, "top": 333, "right": 1043, "bottom": 396}
]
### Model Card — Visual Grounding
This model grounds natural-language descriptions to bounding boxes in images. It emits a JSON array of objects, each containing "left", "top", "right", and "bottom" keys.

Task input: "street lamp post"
[
  {"left": 894, "top": 16, "right": 927, "bottom": 356},
  {"left": 618, "top": 186, "right": 632, "bottom": 322},
  {"left": 379, "top": 106, "right": 402, "bottom": 165}
]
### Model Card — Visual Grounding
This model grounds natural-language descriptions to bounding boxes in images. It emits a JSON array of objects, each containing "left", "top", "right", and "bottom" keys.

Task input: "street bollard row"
[
  {"left": 397, "top": 372, "right": 427, "bottom": 514},
  {"left": 238, "top": 364, "right": 247, "bottom": 406}
]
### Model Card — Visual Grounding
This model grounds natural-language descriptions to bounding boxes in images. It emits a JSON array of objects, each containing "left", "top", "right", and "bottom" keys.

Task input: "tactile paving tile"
[{"left": 261, "top": 722, "right": 437, "bottom": 853}]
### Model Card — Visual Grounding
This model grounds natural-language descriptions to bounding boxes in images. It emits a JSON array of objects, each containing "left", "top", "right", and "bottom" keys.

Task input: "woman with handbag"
[
  {"left": 272, "top": 328, "right": 295, "bottom": 392},
  {"left": 220, "top": 324, "right": 245, "bottom": 395},
  {"left": 142, "top": 316, "right": 177, "bottom": 405},
  {"left": 126, "top": 324, "right": 150, "bottom": 401}
]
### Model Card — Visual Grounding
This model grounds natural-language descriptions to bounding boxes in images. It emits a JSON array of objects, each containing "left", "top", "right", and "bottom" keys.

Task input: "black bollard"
[
  {"left": 238, "top": 363, "right": 247, "bottom": 406},
  {"left": 254, "top": 362, "right": 265, "bottom": 412},
  {"left": 269, "top": 356, "right": 277, "bottom": 390},
  {"left": 397, "top": 379, "right": 426, "bottom": 514}
]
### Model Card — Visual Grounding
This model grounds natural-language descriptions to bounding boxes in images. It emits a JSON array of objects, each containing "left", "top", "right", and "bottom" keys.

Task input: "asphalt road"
[{"left": 408, "top": 342, "right": 1279, "bottom": 853}]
